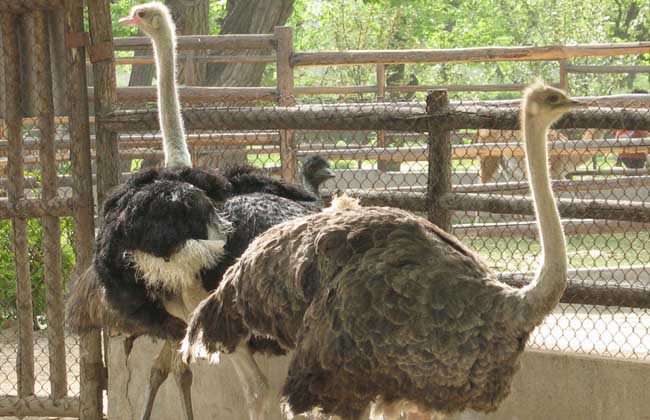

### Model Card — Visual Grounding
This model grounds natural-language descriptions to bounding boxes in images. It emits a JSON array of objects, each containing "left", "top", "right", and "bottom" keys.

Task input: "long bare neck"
[
  {"left": 152, "top": 27, "right": 191, "bottom": 168},
  {"left": 519, "top": 111, "right": 567, "bottom": 327}
]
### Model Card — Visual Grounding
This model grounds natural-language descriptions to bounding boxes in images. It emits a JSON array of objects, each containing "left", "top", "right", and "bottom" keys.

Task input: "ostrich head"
[
  {"left": 522, "top": 82, "right": 584, "bottom": 125},
  {"left": 119, "top": 2, "right": 175, "bottom": 40},
  {"left": 301, "top": 155, "right": 335, "bottom": 195}
]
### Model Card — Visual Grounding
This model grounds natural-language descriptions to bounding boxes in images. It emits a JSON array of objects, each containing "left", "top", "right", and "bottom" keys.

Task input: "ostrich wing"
[{"left": 225, "top": 165, "right": 318, "bottom": 202}]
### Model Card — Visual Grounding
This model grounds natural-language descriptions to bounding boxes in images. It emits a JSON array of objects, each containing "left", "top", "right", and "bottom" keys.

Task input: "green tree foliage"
[
  {"left": 287, "top": 0, "right": 649, "bottom": 98},
  {"left": 0, "top": 218, "right": 75, "bottom": 328},
  {"left": 109, "top": 0, "right": 649, "bottom": 96}
]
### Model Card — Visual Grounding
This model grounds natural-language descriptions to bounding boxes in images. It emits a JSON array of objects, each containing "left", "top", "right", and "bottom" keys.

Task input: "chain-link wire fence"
[
  {"left": 104, "top": 92, "right": 650, "bottom": 364},
  {"left": 1, "top": 10, "right": 85, "bottom": 416}
]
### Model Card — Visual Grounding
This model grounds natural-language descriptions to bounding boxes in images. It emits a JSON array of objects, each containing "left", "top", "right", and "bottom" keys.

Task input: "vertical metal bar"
[
  {"left": 275, "top": 26, "right": 297, "bottom": 182},
  {"left": 426, "top": 90, "right": 452, "bottom": 231},
  {"left": 32, "top": 9, "right": 67, "bottom": 399},
  {"left": 2, "top": 11, "right": 35, "bottom": 397}
]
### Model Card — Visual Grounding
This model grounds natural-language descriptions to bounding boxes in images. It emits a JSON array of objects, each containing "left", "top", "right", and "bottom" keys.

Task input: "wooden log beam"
[
  {"left": 98, "top": 104, "right": 650, "bottom": 133},
  {"left": 113, "top": 34, "right": 276, "bottom": 51},
  {"left": 0, "top": 0, "right": 64, "bottom": 13},
  {"left": 443, "top": 105, "right": 650, "bottom": 131},
  {"left": 66, "top": 3, "right": 104, "bottom": 416},
  {"left": 0, "top": 396, "right": 79, "bottom": 417},
  {"left": 111, "top": 54, "right": 276, "bottom": 65},
  {"left": 2, "top": 11, "right": 35, "bottom": 397},
  {"left": 384, "top": 83, "right": 559, "bottom": 93},
  {"left": 441, "top": 193, "right": 650, "bottom": 223},
  {"left": 499, "top": 266, "right": 650, "bottom": 309},
  {"left": 565, "top": 64, "right": 650, "bottom": 74},
  {"left": 32, "top": 9, "right": 67, "bottom": 399},
  {"left": 83, "top": 5, "right": 112, "bottom": 419},
  {"left": 292, "top": 42, "right": 650, "bottom": 67}
]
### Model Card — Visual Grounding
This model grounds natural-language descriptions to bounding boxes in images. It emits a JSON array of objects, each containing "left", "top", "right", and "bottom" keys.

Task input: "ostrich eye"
[
  {"left": 548, "top": 94, "right": 560, "bottom": 103},
  {"left": 137, "top": 11, "right": 145, "bottom": 18}
]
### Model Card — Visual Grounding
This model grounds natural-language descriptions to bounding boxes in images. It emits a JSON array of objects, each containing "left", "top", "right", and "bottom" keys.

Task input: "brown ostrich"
[{"left": 182, "top": 82, "right": 580, "bottom": 420}]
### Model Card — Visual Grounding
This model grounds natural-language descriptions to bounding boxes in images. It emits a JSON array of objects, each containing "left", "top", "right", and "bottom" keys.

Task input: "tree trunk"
[
  {"left": 128, "top": 0, "right": 209, "bottom": 87},
  {"left": 204, "top": 0, "right": 295, "bottom": 87},
  {"left": 128, "top": 47, "right": 156, "bottom": 87}
]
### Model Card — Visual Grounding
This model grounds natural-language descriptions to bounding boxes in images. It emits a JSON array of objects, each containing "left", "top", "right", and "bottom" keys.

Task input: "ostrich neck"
[
  {"left": 302, "top": 174, "right": 319, "bottom": 196},
  {"left": 520, "top": 113, "right": 567, "bottom": 327},
  {"left": 152, "top": 33, "right": 191, "bottom": 168}
]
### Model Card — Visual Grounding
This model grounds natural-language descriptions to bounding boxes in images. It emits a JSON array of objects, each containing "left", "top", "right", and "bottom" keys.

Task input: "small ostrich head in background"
[
  {"left": 522, "top": 82, "right": 585, "bottom": 124},
  {"left": 119, "top": 2, "right": 175, "bottom": 39},
  {"left": 302, "top": 155, "right": 335, "bottom": 195}
]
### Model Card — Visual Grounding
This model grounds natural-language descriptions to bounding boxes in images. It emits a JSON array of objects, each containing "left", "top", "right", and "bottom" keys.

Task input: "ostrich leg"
[
  {"left": 140, "top": 340, "right": 173, "bottom": 420},
  {"left": 229, "top": 345, "right": 271, "bottom": 420},
  {"left": 171, "top": 341, "right": 195, "bottom": 420}
]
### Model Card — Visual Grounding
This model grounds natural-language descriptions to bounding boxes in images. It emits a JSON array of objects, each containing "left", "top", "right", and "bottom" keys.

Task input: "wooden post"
[
  {"left": 1, "top": 11, "right": 35, "bottom": 397},
  {"left": 426, "top": 90, "right": 452, "bottom": 231},
  {"left": 32, "top": 9, "right": 67, "bottom": 399},
  {"left": 376, "top": 64, "right": 388, "bottom": 172},
  {"left": 75, "top": 1, "right": 108, "bottom": 419},
  {"left": 275, "top": 26, "right": 297, "bottom": 182},
  {"left": 185, "top": 50, "right": 197, "bottom": 85},
  {"left": 87, "top": 0, "right": 119, "bottom": 208},
  {"left": 559, "top": 59, "right": 569, "bottom": 92}
]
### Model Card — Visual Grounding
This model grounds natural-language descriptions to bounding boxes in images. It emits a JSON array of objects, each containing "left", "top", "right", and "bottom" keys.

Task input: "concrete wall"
[{"left": 108, "top": 337, "right": 650, "bottom": 420}]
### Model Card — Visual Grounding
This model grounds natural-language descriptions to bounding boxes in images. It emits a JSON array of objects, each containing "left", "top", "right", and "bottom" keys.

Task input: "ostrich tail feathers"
[
  {"left": 66, "top": 266, "right": 108, "bottom": 333},
  {"left": 181, "top": 283, "right": 248, "bottom": 363}
]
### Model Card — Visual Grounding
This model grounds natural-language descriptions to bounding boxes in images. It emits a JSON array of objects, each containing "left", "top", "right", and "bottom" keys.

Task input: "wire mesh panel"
[
  {"left": 105, "top": 91, "right": 650, "bottom": 367},
  {"left": 0, "top": 6, "right": 91, "bottom": 418},
  {"left": 448, "top": 96, "right": 650, "bottom": 360}
]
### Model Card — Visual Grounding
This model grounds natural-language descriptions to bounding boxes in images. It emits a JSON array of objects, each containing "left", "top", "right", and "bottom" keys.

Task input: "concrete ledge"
[{"left": 108, "top": 337, "right": 650, "bottom": 420}]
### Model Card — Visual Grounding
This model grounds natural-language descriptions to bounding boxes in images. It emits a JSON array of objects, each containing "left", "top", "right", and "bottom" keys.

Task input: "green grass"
[{"left": 463, "top": 231, "right": 650, "bottom": 272}]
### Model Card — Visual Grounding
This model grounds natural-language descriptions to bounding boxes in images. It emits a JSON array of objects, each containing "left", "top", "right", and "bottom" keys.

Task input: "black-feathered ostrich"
[
  {"left": 68, "top": 3, "right": 333, "bottom": 420},
  {"left": 182, "top": 82, "right": 580, "bottom": 420}
]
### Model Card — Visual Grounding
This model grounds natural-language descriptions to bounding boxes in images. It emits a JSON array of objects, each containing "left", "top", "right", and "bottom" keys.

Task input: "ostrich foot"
[
  {"left": 229, "top": 345, "right": 271, "bottom": 420},
  {"left": 140, "top": 340, "right": 173, "bottom": 420},
  {"left": 171, "top": 344, "right": 194, "bottom": 420}
]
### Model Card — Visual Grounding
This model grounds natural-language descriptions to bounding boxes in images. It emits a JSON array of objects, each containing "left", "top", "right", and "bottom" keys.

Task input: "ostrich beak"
[
  {"left": 566, "top": 99, "right": 586, "bottom": 108},
  {"left": 119, "top": 15, "right": 140, "bottom": 26},
  {"left": 316, "top": 167, "right": 336, "bottom": 179}
]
